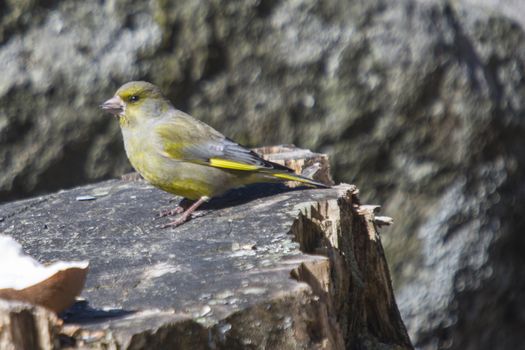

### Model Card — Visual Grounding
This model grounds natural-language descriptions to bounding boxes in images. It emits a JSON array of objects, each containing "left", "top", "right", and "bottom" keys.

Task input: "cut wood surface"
[{"left": 0, "top": 146, "right": 411, "bottom": 349}]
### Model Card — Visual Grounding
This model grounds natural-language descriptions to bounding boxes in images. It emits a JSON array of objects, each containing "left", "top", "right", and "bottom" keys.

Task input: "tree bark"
[{"left": 0, "top": 146, "right": 411, "bottom": 349}]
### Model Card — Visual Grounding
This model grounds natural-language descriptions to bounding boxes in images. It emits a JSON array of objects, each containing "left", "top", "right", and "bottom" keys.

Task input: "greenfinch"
[{"left": 101, "top": 81, "right": 327, "bottom": 227}]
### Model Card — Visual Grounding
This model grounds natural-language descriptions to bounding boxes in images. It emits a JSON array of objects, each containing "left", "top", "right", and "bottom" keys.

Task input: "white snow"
[{"left": 0, "top": 235, "right": 88, "bottom": 290}]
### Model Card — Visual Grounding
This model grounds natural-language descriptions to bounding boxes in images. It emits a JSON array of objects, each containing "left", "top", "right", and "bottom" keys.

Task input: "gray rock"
[{"left": 1, "top": 0, "right": 524, "bottom": 348}]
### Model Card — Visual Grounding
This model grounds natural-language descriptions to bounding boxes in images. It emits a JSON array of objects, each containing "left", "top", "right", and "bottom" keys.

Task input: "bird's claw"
[
  {"left": 120, "top": 172, "right": 143, "bottom": 182},
  {"left": 158, "top": 206, "right": 185, "bottom": 217},
  {"left": 160, "top": 210, "right": 209, "bottom": 228},
  {"left": 161, "top": 215, "right": 191, "bottom": 228},
  {"left": 159, "top": 196, "right": 210, "bottom": 229}
]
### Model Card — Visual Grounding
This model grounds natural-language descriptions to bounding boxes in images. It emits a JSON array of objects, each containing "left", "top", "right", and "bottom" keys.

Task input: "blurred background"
[{"left": 1, "top": 0, "right": 524, "bottom": 349}]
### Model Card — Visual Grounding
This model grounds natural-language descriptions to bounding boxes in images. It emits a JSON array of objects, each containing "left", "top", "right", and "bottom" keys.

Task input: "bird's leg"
[
  {"left": 161, "top": 196, "right": 210, "bottom": 228},
  {"left": 158, "top": 198, "right": 191, "bottom": 217}
]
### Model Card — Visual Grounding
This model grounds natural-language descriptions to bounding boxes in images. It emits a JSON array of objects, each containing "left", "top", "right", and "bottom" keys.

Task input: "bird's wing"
[{"left": 154, "top": 112, "right": 293, "bottom": 173}]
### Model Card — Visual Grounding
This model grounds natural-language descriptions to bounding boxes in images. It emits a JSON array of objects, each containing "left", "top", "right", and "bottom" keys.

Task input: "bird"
[{"left": 100, "top": 81, "right": 328, "bottom": 227}]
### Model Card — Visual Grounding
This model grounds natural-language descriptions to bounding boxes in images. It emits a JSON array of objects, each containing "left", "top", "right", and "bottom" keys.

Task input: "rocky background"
[{"left": 1, "top": 0, "right": 524, "bottom": 349}]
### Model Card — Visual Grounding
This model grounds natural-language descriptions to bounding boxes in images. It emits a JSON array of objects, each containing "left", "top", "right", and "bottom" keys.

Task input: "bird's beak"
[{"left": 100, "top": 95, "right": 125, "bottom": 115}]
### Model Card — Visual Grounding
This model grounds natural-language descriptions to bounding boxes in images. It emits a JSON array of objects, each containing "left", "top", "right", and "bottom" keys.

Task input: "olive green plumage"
[{"left": 101, "top": 81, "right": 327, "bottom": 225}]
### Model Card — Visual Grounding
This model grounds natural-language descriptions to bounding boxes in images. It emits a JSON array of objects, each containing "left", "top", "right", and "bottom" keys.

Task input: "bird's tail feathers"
[{"left": 272, "top": 172, "right": 330, "bottom": 188}]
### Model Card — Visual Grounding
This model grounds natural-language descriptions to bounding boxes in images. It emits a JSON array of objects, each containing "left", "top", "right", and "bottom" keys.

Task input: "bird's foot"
[
  {"left": 160, "top": 210, "right": 209, "bottom": 228},
  {"left": 160, "top": 196, "right": 210, "bottom": 229},
  {"left": 120, "top": 172, "right": 143, "bottom": 182},
  {"left": 158, "top": 206, "right": 185, "bottom": 217},
  {"left": 161, "top": 215, "right": 191, "bottom": 228}
]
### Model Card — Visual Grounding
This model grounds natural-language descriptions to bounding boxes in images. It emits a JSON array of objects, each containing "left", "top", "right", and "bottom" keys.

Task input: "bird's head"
[{"left": 100, "top": 81, "right": 170, "bottom": 127}]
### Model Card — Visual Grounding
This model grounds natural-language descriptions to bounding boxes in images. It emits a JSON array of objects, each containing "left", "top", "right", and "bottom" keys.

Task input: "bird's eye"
[{"left": 129, "top": 95, "right": 140, "bottom": 103}]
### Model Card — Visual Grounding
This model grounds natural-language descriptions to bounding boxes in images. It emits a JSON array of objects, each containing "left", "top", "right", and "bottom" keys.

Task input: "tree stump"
[
  {"left": 0, "top": 300, "right": 60, "bottom": 350},
  {"left": 0, "top": 146, "right": 412, "bottom": 349}
]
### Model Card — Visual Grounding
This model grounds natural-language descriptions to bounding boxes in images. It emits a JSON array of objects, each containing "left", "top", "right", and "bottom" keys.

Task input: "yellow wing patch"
[
  {"left": 209, "top": 158, "right": 259, "bottom": 171},
  {"left": 272, "top": 173, "right": 317, "bottom": 187}
]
